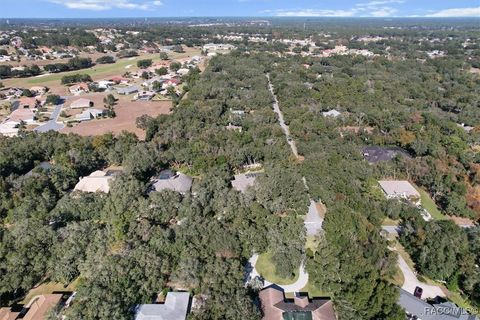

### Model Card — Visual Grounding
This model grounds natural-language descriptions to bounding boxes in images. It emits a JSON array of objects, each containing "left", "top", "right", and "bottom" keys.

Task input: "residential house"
[
  {"left": 70, "top": 98, "right": 93, "bottom": 109},
  {"left": 97, "top": 80, "right": 115, "bottom": 90},
  {"left": 0, "top": 121, "right": 20, "bottom": 137},
  {"left": 0, "top": 294, "right": 66, "bottom": 320},
  {"left": 259, "top": 286, "right": 336, "bottom": 320},
  {"left": 18, "top": 97, "right": 40, "bottom": 109},
  {"left": 7, "top": 108, "right": 35, "bottom": 124},
  {"left": 74, "top": 168, "right": 122, "bottom": 193},
  {"left": 110, "top": 76, "right": 130, "bottom": 85},
  {"left": 135, "top": 292, "right": 190, "bottom": 320},
  {"left": 176, "top": 68, "right": 190, "bottom": 76},
  {"left": 226, "top": 123, "right": 242, "bottom": 132},
  {"left": 69, "top": 83, "right": 90, "bottom": 95},
  {"left": 398, "top": 288, "right": 478, "bottom": 320},
  {"left": 322, "top": 109, "right": 341, "bottom": 118},
  {"left": 116, "top": 85, "right": 140, "bottom": 95},
  {"left": 134, "top": 91, "right": 156, "bottom": 101},
  {"left": 29, "top": 86, "right": 47, "bottom": 96},
  {"left": 0, "top": 307, "right": 20, "bottom": 320},
  {"left": 25, "top": 161, "right": 52, "bottom": 177},
  {"left": 231, "top": 171, "right": 262, "bottom": 194},
  {"left": 362, "top": 146, "right": 410, "bottom": 164},
  {"left": 151, "top": 170, "right": 193, "bottom": 194},
  {"left": 75, "top": 108, "right": 104, "bottom": 122},
  {"left": 378, "top": 180, "right": 421, "bottom": 204}
]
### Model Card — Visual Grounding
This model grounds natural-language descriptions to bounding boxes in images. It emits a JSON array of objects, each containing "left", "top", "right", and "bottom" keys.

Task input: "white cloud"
[
  {"left": 269, "top": 9, "right": 357, "bottom": 17},
  {"left": 425, "top": 6, "right": 480, "bottom": 17},
  {"left": 356, "top": 0, "right": 404, "bottom": 7},
  {"left": 369, "top": 7, "right": 398, "bottom": 17},
  {"left": 48, "top": 0, "right": 162, "bottom": 11}
]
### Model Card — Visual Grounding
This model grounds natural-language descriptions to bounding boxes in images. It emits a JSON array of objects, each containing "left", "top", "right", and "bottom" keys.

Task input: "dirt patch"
[
  {"left": 449, "top": 215, "right": 476, "bottom": 227},
  {"left": 61, "top": 98, "right": 171, "bottom": 139}
]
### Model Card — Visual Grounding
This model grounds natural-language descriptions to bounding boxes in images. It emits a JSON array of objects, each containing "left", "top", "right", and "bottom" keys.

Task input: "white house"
[
  {"left": 70, "top": 98, "right": 93, "bottom": 109},
  {"left": 378, "top": 180, "right": 421, "bottom": 204}
]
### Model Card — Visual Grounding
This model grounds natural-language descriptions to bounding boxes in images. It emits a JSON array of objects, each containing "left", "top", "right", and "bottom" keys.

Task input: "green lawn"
[
  {"left": 3, "top": 47, "right": 201, "bottom": 88},
  {"left": 415, "top": 187, "right": 448, "bottom": 220},
  {"left": 255, "top": 252, "right": 299, "bottom": 285},
  {"left": 20, "top": 279, "right": 79, "bottom": 304},
  {"left": 300, "top": 282, "right": 331, "bottom": 298}
]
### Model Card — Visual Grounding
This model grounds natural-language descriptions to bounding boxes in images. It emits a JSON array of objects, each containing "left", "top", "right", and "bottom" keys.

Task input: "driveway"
[
  {"left": 267, "top": 74, "right": 299, "bottom": 158},
  {"left": 248, "top": 254, "right": 309, "bottom": 293},
  {"left": 398, "top": 254, "right": 446, "bottom": 299},
  {"left": 34, "top": 104, "right": 65, "bottom": 133},
  {"left": 305, "top": 200, "right": 324, "bottom": 236}
]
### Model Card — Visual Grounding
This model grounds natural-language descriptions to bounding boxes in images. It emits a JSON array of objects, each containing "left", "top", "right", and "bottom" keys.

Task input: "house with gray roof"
[
  {"left": 152, "top": 170, "right": 193, "bottom": 194},
  {"left": 135, "top": 292, "right": 190, "bottom": 320},
  {"left": 398, "top": 288, "right": 478, "bottom": 320},
  {"left": 116, "top": 85, "right": 140, "bottom": 95}
]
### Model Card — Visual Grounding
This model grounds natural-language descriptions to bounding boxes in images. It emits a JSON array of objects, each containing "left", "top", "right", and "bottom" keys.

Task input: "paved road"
[
  {"left": 34, "top": 104, "right": 65, "bottom": 133},
  {"left": 267, "top": 74, "right": 299, "bottom": 158},
  {"left": 398, "top": 254, "right": 445, "bottom": 299},
  {"left": 248, "top": 254, "right": 309, "bottom": 293}
]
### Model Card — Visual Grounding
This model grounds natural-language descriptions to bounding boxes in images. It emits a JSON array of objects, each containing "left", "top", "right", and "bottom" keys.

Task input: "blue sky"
[{"left": 1, "top": 0, "right": 479, "bottom": 18}]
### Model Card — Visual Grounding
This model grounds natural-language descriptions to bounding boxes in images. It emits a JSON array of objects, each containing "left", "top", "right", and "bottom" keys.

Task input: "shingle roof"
[
  {"left": 74, "top": 170, "right": 118, "bottom": 193},
  {"left": 378, "top": 180, "right": 420, "bottom": 199},
  {"left": 398, "top": 289, "right": 478, "bottom": 320},
  {"left": 152, "top": 171, "right": 192, "bottom": 194},
  {"left": 135, "top": 292, "right": 190, "bottom": 320}
]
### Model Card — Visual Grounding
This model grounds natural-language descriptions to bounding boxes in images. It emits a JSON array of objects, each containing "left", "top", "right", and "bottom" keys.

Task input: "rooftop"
[
  {"left": 152, "top": 170, "right": 193, "bottom": 194},
  {"left": 135, "top": 292, "right": 190, "bottom": 320},
  {"left": 378, "top": 180, "right": 420, "bottom": 199}
]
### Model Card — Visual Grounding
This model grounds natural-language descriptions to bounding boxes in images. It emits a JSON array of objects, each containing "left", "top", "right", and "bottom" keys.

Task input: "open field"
[
  {"left": 255, "top": 252, "right": 299, "bottom": 285},
  {"left": 61, "top": 97, "right": 171, "bottom": 139},
  {"left": 2, "top": 47, "right": 201, "bottom": 89}
]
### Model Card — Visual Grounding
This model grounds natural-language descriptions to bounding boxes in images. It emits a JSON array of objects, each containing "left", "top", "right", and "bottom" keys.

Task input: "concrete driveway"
[
  {"left": 34, "top": 104, "right": 65, "bottom": 133},
  {"left": 248, "top": 254, "right": 309, "bottom": 293},
  {"left": 398, "top": 254, "right": 445, "bottom": 299}
]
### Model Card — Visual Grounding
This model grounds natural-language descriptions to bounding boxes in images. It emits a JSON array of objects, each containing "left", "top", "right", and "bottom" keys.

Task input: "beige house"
[
  {"left": 74, "top": 168, "right": 122, "bottom": 193},
  {"left": 378, "top": 180, "right": 421, "bottom": 204}
]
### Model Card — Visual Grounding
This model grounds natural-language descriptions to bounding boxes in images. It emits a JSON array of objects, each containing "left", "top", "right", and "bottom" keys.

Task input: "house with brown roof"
[
  {"left": 0, "top": 294, "right": 63, "bottom": 320},
  {"left": 7, "top": 108, "right": 36, "bottom": 124},
  {"left": 23, "top": 294, "right": 63, "bottom": 320},
  {"left": 259, "top": 286, "right": 336, "bottom": 320}
]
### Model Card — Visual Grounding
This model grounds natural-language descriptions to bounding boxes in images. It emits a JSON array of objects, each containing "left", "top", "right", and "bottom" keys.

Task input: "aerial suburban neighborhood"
[{"left": 0, "top": 2, "right": 479, "bottom": 320}]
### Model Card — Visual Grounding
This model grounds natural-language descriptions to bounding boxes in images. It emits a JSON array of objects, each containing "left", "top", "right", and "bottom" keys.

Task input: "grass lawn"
[
  {"left": 20, "top": 279, "right": 79, "bottom": 304},
  {"left": 382, "top": 217, "right": 400, "bottom": 226},
  {"left": 415, "top": 186, "right": 448, "bottom": 220},
  {"left": 390, "top": 265, "right": 405, "bottom": 287},
  {"left": 305, "top": 235, "right": 320, "bottom": 252},
  {"left": 255, "top": 252, "right": 299, "bottom": 285},
  {"left": 448, "top": 291, "right": 478, "bottom": 314},
  {"left": 300, "top": 282, "right": 331, "bottom": 298},
  {"left": 2, "top": 47, "right": 201, "bottom": 88}
]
